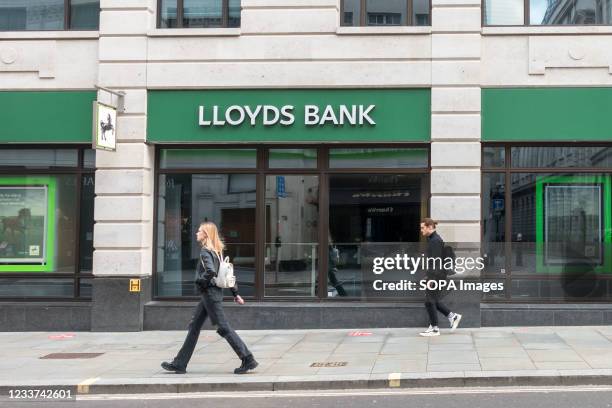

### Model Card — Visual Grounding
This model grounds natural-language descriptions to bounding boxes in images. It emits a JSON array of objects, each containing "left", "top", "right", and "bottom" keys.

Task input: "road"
[{"left": 4, "top": 386, "right": 612, "bottom": 408}]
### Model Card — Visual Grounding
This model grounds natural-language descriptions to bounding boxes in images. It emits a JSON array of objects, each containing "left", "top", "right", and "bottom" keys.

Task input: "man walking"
[{"left": 419, "top": 218, "right": 462, "bottom": 337}]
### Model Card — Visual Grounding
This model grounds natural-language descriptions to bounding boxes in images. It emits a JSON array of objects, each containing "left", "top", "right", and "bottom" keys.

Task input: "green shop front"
[
  {"left": 0, "top": 91, "right": 96, "bottom": 330},
  {"left": 481, "top": 88, "right": 612, "bottom": 326},
  {"left": 144, "top": 88, "right": 441, "bottom": 329}
]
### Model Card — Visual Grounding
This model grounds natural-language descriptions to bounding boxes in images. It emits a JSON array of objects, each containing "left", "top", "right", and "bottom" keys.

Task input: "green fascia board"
[
  {"left": 482, "top": 88, "right": 612, "bottom": 141},
  {"left": 147, "top": 89, "right": 430, "bottom": 143},
  {"left": 0, "top": 176, "right": 56, "bottom": 273},
  {"left": 535, "top": 175, "right": 611, "bottom": 275},
  {"left": 0, "top": 91, "right": 96, "bottom": 143}
]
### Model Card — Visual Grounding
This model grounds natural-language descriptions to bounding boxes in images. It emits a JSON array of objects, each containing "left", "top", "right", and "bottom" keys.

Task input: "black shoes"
[
  {"left": 234, "top": 355, "right": 258, "bottom": 374},
  {"left": 161, "top": 361, "right": 186, "bottom": 374}
]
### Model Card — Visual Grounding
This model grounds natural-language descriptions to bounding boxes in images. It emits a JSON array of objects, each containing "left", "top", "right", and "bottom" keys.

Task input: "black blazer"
[{"left": 194, "top": 247, "right": 238, "bottom": 296}]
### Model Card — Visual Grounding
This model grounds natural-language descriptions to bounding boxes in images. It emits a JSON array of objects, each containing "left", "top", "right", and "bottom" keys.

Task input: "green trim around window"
[
  {"left": 535, "top": 175, "right": 612, "bottom": 275},
  {"left": 147, "top": 89, "right": 431, "bottom": 143},
  {"left": 0, "top": 176, "right": 57, "bottom": 273},
  {"left": 0, "top": 91, "right": 96, "bottom": 143},
  {"left": 482, "top": 88, "right": 612, "bottom": 141}
]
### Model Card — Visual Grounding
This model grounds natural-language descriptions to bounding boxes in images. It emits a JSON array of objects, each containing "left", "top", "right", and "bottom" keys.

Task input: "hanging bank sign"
[
  {"left": 198, "top": 104, "right": 376, "bottom": 127},
  {"left": 147, "top": 89, "right": 430, "bottom": 143}
]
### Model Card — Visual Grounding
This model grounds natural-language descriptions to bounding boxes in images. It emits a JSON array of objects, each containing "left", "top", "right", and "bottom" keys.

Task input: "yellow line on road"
[{"left": 77, "top": 377, "right": 100, "bottom": 394}]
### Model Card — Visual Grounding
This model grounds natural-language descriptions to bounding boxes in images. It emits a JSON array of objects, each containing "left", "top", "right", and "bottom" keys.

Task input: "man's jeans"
[
  {"left": 424, "top": 288, "right": 451, "bottom": 327},
  {"left": 173, "top": 286, "right": 251, "bottom": 370}
]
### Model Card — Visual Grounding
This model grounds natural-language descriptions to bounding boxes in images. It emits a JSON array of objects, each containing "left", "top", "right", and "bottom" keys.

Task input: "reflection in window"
[
  {"left": 330, "top": 148, "right": 428, "bottom": 169},
  {"left": 79, "top": 174, "right": 95, "bottom": 274},
  {"left": 483, "top": 146, "right": 505, "bottom": 168},
  {"left": 0, "top": 0, "right": 99, "bottom": 31},
  {"left": 269, "top": 149, "right": 317, "bottom": 169},
  {"left": 264, "top": 175, "right": 319, "bottom": 297},
  {"left": 160, "top": 0, "right": 178, "bottom": 28},
  {"left": 413, "top": 0, "right": 430, "bottom": 25},
  {"left": 160, "top": 149, "right": 257, "bottom": 169},
  {"left": 0, "top": 149, "right": 78, "bottom": 168},
  {"left": 367, "top": 0, "right": 406, "bottom": 25},
  {"left": 70, "top": 0, "right": 99, "bottom": 29},
  {"left": 184, "top": 0, "right": 222, "bottom": 27},
  {"left": 531, "top": 0, "right": 612, "bottom": 24},
  {"left": 328, "top": 174, "right": 429, "bottom": 297},
  {"left": 158, "top": 0, "right": 241, "bottom": 28},
  {"left": 484, "top": 0, "right": 525, "bottom": 25},
  {"left": 341, "top": 0, "right": 428, "bottom": 26},
  {"left": 511, "top": 146, "right": 612, "bottom": 168},
  {"left": 156, "top": 174, "right": 256, "bottom": 297},
  {"left": 482, "top": 173, "right": 506, "bottom": 276}
]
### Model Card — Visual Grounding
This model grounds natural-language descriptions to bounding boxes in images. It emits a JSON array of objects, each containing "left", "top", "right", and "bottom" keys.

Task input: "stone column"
[
  {"left": 91, "top": 0, "right": 155, "bottom": 331},
  {"left": 430, "top": 0, "right": 482, "bottom": 325}
]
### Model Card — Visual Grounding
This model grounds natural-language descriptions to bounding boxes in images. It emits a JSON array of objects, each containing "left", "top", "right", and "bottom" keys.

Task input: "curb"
[{"left": 3, "top": 372, "right": 612, "bottom": 396}]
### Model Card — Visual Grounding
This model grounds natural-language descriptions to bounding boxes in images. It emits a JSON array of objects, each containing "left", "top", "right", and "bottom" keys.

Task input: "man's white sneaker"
[
  {"left": 419, "top": 326, "right": 440, "bottom": 337},
  {"left": 450, "top": 314, "right": 462, "bottom": 331}
]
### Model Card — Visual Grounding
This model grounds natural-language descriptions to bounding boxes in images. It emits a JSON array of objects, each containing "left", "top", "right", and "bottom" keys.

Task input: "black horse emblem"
[{"left": 100, "top": 113, "right": 114, "bottom": 141}]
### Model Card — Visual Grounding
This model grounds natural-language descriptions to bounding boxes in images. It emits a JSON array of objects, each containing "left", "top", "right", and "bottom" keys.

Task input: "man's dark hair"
[{"left": 421, "top": 218, "right": 438, "bottom": 228}]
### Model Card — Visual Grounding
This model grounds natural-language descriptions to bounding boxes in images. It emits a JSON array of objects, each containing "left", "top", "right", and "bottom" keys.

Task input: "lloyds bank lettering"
[{"left": 198, "top": 104, "right": 376, "bottom": 127}]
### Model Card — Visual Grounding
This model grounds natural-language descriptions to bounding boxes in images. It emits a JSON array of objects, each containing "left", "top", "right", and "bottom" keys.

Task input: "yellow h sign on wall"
[{"left": 129, "top": 279, "right": 141, "bottom": 292}]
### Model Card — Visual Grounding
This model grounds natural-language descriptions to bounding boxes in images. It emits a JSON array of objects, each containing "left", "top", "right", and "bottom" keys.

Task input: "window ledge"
[
  {"left": 482, "top": 26, "right": 612, "bottom": 35},
  {"left": 0, "top": 31, "right": 99, "bottom": 40},
  {"left": 337, "top": 26, "right": 431, "bottom": 35},
  {"left": 148, "top": 28, "right": 241, "bottom": 37}
]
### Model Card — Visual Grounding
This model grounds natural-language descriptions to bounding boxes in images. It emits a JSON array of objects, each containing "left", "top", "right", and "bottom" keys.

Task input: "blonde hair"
[{"left": 199, "top": 221, "right": 225, "bottom": 254}]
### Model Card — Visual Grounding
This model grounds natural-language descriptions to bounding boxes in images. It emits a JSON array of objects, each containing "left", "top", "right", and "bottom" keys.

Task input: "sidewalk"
[{"left": 2, "top": 326, "right": 612, "bottom": 395}]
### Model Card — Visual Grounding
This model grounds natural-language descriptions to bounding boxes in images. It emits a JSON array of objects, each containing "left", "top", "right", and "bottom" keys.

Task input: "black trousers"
[
  {"left": 424, "top": 288, "right": 451, "bottom": 327},
  {"left": 173, "top": 286, "right": 251, "bottom": 370}
]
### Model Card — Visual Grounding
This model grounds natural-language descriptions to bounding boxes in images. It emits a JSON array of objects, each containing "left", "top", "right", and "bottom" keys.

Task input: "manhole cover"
[
  {"left": 310, "top": 362, "right": 347, "bottom": 368},
  {"left": 40, "top": 353, "right": 104, "bottom": 359}
]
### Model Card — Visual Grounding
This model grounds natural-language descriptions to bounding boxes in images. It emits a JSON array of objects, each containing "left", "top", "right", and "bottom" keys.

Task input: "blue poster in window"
[
  {"left": 276, "top": 176, "right": 286, "bottom": 198},
  {"left": 492, "top": 198, "right": 504, "bottom": 211}
]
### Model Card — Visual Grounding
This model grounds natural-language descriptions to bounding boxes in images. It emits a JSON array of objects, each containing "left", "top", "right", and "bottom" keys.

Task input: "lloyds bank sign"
[
  {"left": 147, "top": 89, "right": 431, "bottom": 143},
  {"left": 198, "top": 104, "right": 377, "bottom": 127}
]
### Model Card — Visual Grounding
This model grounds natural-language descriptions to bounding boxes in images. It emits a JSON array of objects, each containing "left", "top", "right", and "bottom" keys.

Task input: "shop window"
[
  {"left": 329, "top": 148, "right": 428, "bottom": 169},
  {"left": 0, "top": 0, "right": 100, "bottom": 31},
  {"left": 0, "top": 149, "right": 78, "bottom": 168},
  {"left": 160, "top": 149, "right": 256, "bottom": 169},
  {"left": 511, "top": 146, "right": 612, "bottom": 168},
  {"left": 483, "top": 146, "right": 505, "bottom": 168},
  {"left": 155, "top": 146, "right": 430, "bottom": 300},
  {"left": 484, "top": 0, "right": 612, "bottom": 25},
  {"left": 328, "top": 173, "right": 429, "bottom": 298},
  {"left": 341, "top": 0, "right": 430, "bottom": 26},
  {"left": 482, "top": 144, "right": 612, "bottom": 302},
  {"left": 264, "top": 175, "right": 319, "bottom": 297},
  {"left": 268, "top": 149, "right": 317, "bottom": 169},
  {"left": 0, "top": 148, "right": 94, "bottom": 299},
  {"left": 159, "top": 0, "right": 241, "bottom": 28},
  {"left": 156, "top": 173, "right": 256, "bottom": 297}
]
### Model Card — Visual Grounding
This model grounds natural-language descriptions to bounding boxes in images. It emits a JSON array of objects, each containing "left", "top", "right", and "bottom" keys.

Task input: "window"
[
  {"left": 159, "top": 0, "right": 241, "bottom": 28},
  {"left": 0, "top": 0, "right": 100, "bottom": 31},
  {"left": 482, "top": 145, "right": 612, "bottom": 302},
  {"left": 484, "top": 0, "right": 612, "bottom": 25},
  {"left": 155, "top": 145, "right": 430, "bottom": 300},
  {"left": 0, "top": 148, "right": 95, "bottom": 299},
  {"left": 341, "top": 0, "right": 430, "bottom": 26}
]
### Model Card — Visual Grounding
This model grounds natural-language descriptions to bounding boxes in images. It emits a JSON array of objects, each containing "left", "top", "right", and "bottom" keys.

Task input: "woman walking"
[{"left": 161, "top": 221, "right": 258, "bottom": 374}]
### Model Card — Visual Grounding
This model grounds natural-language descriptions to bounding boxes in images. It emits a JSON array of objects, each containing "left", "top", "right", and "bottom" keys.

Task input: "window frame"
[
  {"left": 481, "top": 142, "right": 612, "bottom": 303},
  {"left": 339, "top": 0, "right": 432, "bottom": 27},
  {"left": 153, "top": 143, "right": 431, "bottom": 303},
  {"left": 482, "top": 0, "right": 612, "bottom": 26},
  {"left": 0, "top": 145, "right": 95, "bottom": 301},
  {"left": 157, "top": 0, "right": 237, "bottom": 28},
  {"left": 0, "top": 0, "right": 100, "bottom": 32}
]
